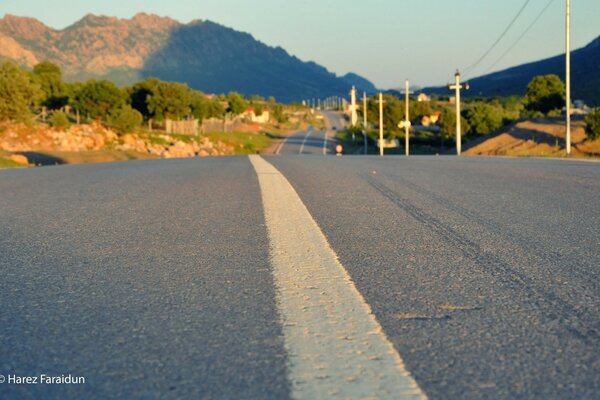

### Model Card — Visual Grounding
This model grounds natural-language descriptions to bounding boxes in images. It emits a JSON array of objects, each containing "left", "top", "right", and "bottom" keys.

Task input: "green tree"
[
  {"left": 584, "top": 108, "right": 600, "bottom": 141},
  {"left": 226, "top": 92, "right": 248, "bottom": 115},
  {"left": 440, "top": 108, "right": 470, "bottom": 139},
  {"left": 366, "top": 94, "right": 403, "bottom": 137},
  {"left": 410, "top": 100, "right": 432, "bottom": 121},
  {"left": 524, "top": 75, "right": 565, "bottom": 115},
  {"left": 146, "top": 81, "right": 191, "bottom": 121},
  {"left": 49, "top": 111, "right": 70, "bottom": 129},
  {"left": 464, "top": 103, "right": 503, "bottom": 135},
  {"left": 73, "top": 80, "right": 126, "bottom": 120},
  {"left": 33, "top": 61, "right": 69, "bottom": 110},
  {"left": 272, "top": 104, "right": 287, "bottom": 123},
  {"left": 0, "top": 61, "right": 43, "bottom": 121},
  {"left": 128, "top": 77, "right": 161, "bottom": 118},
  {"left": 108, "top": 105, "right": 142, "bottom": 134}
]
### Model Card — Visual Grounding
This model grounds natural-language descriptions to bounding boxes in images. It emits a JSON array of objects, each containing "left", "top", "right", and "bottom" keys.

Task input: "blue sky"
[{"left": 1, "top": 0, "right": 598, "bottom": 89}]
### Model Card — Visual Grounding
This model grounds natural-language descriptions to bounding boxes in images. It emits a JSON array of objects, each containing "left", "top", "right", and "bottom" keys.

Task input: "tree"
[
  {"left": 73, "top": 80, "right": 126, "bottom": 120},
  {"left": 524, "top": 75, "right": 565, "bottom": 115},
  {"left": 226, "top": 92, "right": 248, "bottom": 115},
  {"left": 128, "top": 77, "right": 161, "bottom": 118},
  {"left": 108, "top": 105, "right": 142, "bottom": 134},
  {"left": 585, "top": 108, "right": 600, "bottom": 141},
  {"left": 440, "top": 108, "right": 470, "bottom": 139},
  {"left": 146, "top": 81, "right": 191, "bottom": 121},
  {"left": 272, "top": 104, "right": 287, "bottom": 123},
  {"left": 465, "top": 103, "right": 503, "bottom": 135},
  {"left": 0, "top": 61, "right": 43, "bottom": 121},
  {"left": 410, "top": 100, "right": 432, "bottom": 121},
  {"left": 366, "top": 94, "right": 403, "bottom": 137},
  {"left": 33, "top": 61, "right": 69, "bottom": 110}
]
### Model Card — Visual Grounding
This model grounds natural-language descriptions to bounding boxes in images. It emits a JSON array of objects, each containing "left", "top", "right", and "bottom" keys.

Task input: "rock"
[
  {"left": 198, "top": 150, "right": 209, "bottom": 157},
  {"left": 122, "top": 133, "right": 137, "bottom": 146},
  {"left": 9, "top": 154, "right": 28, "bottom": 165},
  {"left": 105, "top": 130, "right": 118, "bottom": 142}
]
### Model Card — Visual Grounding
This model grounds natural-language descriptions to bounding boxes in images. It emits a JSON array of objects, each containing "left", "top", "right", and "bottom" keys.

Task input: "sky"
[{"left": 1, "top": 0, "right": 599, "bottom": 89}]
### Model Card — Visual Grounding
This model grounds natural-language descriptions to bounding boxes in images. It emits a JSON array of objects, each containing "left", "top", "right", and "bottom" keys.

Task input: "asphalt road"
[
  {"left": 276, "top": 111, "right": 344, "bottom": 155},
  {"left": 1, "top": 154, "right": 599, "bottom": 399}
]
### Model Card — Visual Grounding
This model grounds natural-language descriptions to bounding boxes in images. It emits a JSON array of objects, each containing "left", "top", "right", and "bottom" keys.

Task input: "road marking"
[
  {"left": 249, "top": 155, "right": 426, "bottom": 400},
  {"left": 299, "top": 127, "right": 313, "bottom": 155}
]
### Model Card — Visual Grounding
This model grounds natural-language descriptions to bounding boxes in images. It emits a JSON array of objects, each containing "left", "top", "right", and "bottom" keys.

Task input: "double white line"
[{"left": 249, "top": 155, "right": 426, "bottom": 399}]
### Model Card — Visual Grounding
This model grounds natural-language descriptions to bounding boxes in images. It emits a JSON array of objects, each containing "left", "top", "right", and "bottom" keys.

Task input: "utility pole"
[
  {"left": 400, "top": 79, "right": 413, "bottom": 156},
  {"left": 350, "top": 86, "right": 358, "bottom": 127},
  {"left": 565, "top": 0, "right": 571, "bottom": 155},
  {"left": 448, "top": 70, "right": 468, "bottom": 156},
  {"left": 363, "top": 92, "right": 368, "bottom": 155},
  {"left": 377, "top": 93, "right": 385, "bottom": 157}
]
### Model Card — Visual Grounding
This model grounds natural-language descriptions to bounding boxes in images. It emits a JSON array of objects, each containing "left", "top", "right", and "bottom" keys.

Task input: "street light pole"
[
  {"left": 363, "top": 92, "right": 368, "bottom": 155},
  {"left": 377, "top": 93, "right": 385, "bottom": 157},
  {"left": 400, "top": 79, "right": 413, "bottom": 157},
  {"left": 565, "top": 0, "right": 571, "bottom": 155},
  {"left": 448, "top": 70, "right": 468, "bottom": 156}
]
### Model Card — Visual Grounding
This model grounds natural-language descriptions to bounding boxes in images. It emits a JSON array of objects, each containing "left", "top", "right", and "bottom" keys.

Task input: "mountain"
[
  {"left": 422, "top": 35, "right": 600, "bottom": 106},
  {"left": 0, "top": 13, "right": 370, "bottom": 102},
  {"left": 340, "top": 73, "right": 377, "bottom": 94}
]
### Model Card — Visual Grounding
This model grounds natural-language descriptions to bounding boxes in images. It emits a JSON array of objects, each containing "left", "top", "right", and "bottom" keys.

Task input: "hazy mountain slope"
[
  {"left": 340, "top": 72, "right": 377, "bottom": 94},
  {"left": 422, "top": 36, "right": 600, "bottom": 106},
  {"left": 0, "top": 13, "right": 371, "bottom": 102}
]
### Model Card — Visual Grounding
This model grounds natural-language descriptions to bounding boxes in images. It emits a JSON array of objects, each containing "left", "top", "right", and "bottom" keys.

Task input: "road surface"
[
  {"left": 276, "top": 111, "right": 345, "bottom": 155},
  {"left": 0, "top": 154, "right": 599, "bottom": 399}
]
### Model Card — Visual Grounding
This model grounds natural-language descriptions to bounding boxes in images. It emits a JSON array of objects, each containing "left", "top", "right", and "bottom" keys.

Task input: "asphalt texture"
[
  {"left": 269, "top": 155, "right": 600, "bottom": 400},
  {"left": 0, "top": 158, "right": 290, "bottom": 399},
  {"left": 277, "top": 111, "right": 344, "bottom": 155},
  {"left": 1, "top": 153, "right": 599, "bottom": 399}
]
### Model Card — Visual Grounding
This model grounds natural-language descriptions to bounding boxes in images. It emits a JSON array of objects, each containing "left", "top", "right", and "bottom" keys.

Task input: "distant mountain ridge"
[
  {"left": 422, "top": 35, "right": 600, "bottom": 106},
  {"left": 0, "top": 13, "right": 377, "bottom": 102}
]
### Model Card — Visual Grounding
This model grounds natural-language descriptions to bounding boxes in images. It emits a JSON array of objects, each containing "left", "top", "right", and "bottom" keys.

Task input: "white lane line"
[
  {"left": 275, "top": 139, "right": 285, "bottom": 155},
  {"left": 299, "top": 127, "right": 313, "bottom": 155},
  {"left": 322, "top": 113, "right": 329, "bottom": 155},
  {"left": 249, "top": 155, "right": 426, "bottom": 400},
  {"left": 276, "top": 131, "right": 295, "bottom": 155}
]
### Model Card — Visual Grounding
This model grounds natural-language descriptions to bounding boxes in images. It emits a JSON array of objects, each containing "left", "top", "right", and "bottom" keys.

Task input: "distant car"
[{"left": 332, "top": 127, "right": 337, "bottom": 130}]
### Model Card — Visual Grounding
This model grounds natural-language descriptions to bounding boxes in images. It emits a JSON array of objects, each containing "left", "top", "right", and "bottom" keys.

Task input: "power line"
[
  {"left": 484, "top": 0, "right": 556, "bottom": 75},
  {"left": 462, "top": 0, "right": 532, "bottom": 79}
]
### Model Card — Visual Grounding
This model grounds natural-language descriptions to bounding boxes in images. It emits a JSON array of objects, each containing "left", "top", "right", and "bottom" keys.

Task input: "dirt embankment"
[
  {"left": 0, "top": 122, "right": 236, "bottom": 167},
  {"left": 463, "top": 117, "right": 600, "bottom": 159}
]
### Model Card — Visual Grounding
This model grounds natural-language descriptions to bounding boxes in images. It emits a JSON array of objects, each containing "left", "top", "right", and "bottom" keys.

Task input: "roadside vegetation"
[
  {"left": 339, "top": 74, "right": 599, "bottom": 157},
  {"left": 0, "top": 60, "right": 314, "bottom": 165}
]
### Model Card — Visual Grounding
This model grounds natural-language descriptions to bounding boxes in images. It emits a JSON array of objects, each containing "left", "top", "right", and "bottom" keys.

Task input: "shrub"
[
  {"left": 49, "top": 111, "right": 70, "bottom": 129},
  {"left": 524, "top": 75, "right": 565, "bottom": 115},
  {"left": 108, "top": 105, "right": 142, "bottom": 134},
  {"left": 585, "top": 108, "right": 600, "bottom": 141},
  {"left": 465, "top": 103, "right": 503, "bottom": 135}
]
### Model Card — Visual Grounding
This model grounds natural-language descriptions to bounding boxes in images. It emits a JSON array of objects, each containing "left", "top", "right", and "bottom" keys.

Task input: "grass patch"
[
  {"left": 203, "top": 131, "right": 273, "bottom": 155},
  {"left": 0, "top": 156, "right": 25, "bottom": 168}
]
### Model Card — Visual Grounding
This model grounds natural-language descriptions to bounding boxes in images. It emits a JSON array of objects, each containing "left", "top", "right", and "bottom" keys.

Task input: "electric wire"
[
  {"left": 483, "top": 0, "right": 556, "bottom": 75},
  {"left": 462, "top": 0, "right": 532, "bottom": 80}
]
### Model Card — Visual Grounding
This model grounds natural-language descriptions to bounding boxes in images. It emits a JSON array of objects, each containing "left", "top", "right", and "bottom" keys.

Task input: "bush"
[
  {"left": 465, "top": 103, "right": 503, "bottom": 135},
  {"left": 49, "top": 111, "right": 70, "bottom": 129},
  {"left": 108, "top": 105, "right": 142, "bottom": 134},
  {"left": 585, "top": 108, "right": 600, "bottom": 141},
  {"left": 524, "top": 75, "right": 565, "bottom": 115}
]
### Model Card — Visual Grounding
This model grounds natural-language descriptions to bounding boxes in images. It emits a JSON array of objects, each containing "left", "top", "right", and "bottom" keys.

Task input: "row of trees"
[
  {"left": 0, "top": 60, "right": 282, "bottom": 132},
  {"left": 356, "top": 74, "right": 572, "bottom": 141}
]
